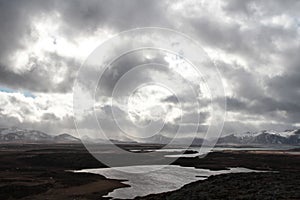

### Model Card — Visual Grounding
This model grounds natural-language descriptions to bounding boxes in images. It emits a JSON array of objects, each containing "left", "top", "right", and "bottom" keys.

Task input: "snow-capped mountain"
[
  {"left": 0, "top": 128, "right": 81, "bottom": 144},
  {"left": 217, "top": 129, "right": 300, "bottom": 145}
]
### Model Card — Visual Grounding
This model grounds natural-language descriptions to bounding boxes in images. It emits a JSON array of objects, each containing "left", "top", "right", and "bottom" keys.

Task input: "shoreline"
[
  {"left": 0, "top": 143, "right": 128, "bottom": 200},
  {"left": 136, "top": 149, "right": 300, "bottom": 200},
  {"left": 0, "top": 144, "right": 299, "bottom": 199},
  {"left": 135, "top": 171, "right": 300, "bottom": 200}
]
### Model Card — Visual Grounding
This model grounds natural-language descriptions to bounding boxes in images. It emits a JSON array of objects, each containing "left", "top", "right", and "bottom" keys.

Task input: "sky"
[{"left": 0, "top": 0, "right": 300, "bottom": 140}]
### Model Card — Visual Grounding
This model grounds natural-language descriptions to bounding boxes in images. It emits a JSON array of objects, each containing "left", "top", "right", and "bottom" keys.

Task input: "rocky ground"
[
  {"left": 0, "top": 144, "right": 299, "bottom": 199},
  {"left": 0, "top": 144, "right": 128, "bottom": 200},
  {"left": 137, "top": 149, "right": 300, "bottom": 200},
  {"left": 135, "top": 172, "right": 300, "bottom": 200}
]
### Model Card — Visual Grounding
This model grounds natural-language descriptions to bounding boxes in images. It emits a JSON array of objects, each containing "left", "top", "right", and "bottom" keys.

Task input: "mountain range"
[
  {"left": 0, "top": 127, "right": 80, "bottom": 144},
  {"left": 0, "top": 127, "right": 137, "bottom": 144},
  {"left": 216, "top": 129, "right": 300, "bottom": 145},
  {"left": 134, "top": 129, "right": 300, "bottom": 146},
  {"left": 0, "top": 127, "right": 299, "bottom": 145}
]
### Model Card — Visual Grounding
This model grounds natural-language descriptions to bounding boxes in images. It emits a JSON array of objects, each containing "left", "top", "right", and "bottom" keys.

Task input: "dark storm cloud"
[
  {"left": 0, "top": 0, "right": 300, "bottom": 135},
  {"left": 219, "top": 62, "right": 265, "bottom": 99},
  {"left": 0, "top": 0, "right": 171, "bottom": 60},
  {"left": 225, "top": 96, "right": 300, "bottom": 122},
  {"left": 42, "top": 113, "right": 60, "bottom": 121},
  {"left": 0, "top": 0, "right": 55, "bottom": 66},
  {"left": 186, "top": 11, "right": 298, "bottom": 69},
  {"left": 162, "top": 95, "right": 179, "bottom": 104},
  {"left": 223, "top": 0, "right": 300, "bottom": 17},
  {"left": 216, "top": 59, "right": 300, "bottom": 127},
  {"left": 97, "top": 50, "right": 169, "bottom": 97},
  {"left": 57, "top": 0, "right": 172, "bottom": 36},
  {"left": 0, "top": 52, "right": 79, "bottom": 93},
  {"left": 0, "top": 0, "right": 171, "bottom": 93},
  {"left": 224, "top": 97, "right": 248, "bottom": 112},
  {"left": 267, "top": 47, "right": 300, "bottom": 105}
]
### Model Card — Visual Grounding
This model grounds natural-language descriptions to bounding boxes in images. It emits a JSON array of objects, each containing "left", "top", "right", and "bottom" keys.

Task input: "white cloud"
[{"left": 0, "top": 0, "right": 300, "bottom": 137}]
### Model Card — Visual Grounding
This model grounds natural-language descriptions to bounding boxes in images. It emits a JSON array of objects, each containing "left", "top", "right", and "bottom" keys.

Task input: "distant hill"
[
  {"left": 0, "top": 128, "right": 80, "bottom": 144},
  {"left": 1, "top": 127, "right": 299, "bottom": 146},
  {"left": 137, "top": 134, "right": 205, "bottom": 146},
  {"left": 54, "top": 133, "right": 81, "bottom": 143},
  {"left": 217, "top": 129, "right": 300, "bottom": 145},
  {"left": 137, "top": 129, "right": 300, "bottom": 146},
  {"left": 0, "top": 127, "right": 138, "bottom": 144}
]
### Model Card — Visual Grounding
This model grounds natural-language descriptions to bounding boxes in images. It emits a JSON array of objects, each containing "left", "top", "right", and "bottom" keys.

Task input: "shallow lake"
[{"left": 75, "top": 165, "right": 260, "bottom": 199}]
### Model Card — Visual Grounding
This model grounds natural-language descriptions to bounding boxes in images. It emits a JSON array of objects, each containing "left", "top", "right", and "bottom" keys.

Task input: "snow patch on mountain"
[{"left": 218, "top": 129, "right": 300, "bottom": 145}]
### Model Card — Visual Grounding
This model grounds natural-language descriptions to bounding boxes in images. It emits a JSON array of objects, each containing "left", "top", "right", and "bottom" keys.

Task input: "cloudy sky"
[{"left": 0, "top": 0, "right": 300, "bottom": 140}]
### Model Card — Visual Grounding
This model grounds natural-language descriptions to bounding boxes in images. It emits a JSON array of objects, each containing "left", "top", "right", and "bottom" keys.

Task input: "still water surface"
[{"left": 76, "top": 165, "right": 260, "bottom": 199}]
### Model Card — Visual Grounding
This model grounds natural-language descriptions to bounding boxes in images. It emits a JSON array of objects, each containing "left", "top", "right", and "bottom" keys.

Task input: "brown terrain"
[
  {"left": 0, "top": 144, "right": 128, "bottom": 200},
  {"left": 0, "top": 143, "right": 299, "bottom": 200},
  {"left": 138, "top": 149, "right": 300, "bottom": 200}
]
